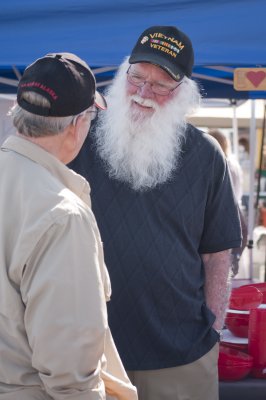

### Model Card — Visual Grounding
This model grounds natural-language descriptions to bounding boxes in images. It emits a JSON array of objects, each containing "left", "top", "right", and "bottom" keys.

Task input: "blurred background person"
[
  {"left": 208, "top": 129, "right": 243, "bottom": 206},
  {"left": 208, "top": 129, "right": 247, "bottom": 276}
]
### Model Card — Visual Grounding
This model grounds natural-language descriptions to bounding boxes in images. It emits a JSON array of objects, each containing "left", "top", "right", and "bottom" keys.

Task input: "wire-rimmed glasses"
[
  {"left": 126, "top": 66, "right": 182, "bottom": 96},
  {"left": 72, "top": 105, "right": 98, "bottom": 126}
]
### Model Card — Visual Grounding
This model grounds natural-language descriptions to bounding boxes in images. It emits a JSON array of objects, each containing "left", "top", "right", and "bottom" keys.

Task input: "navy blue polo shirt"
[{"left": 69, "top": 123, "right": 242, "bottom": 370}]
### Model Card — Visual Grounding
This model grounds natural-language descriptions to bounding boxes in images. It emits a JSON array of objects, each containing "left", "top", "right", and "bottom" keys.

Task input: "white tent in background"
[{"left": 188, "top": 99, "right": 265, "bottom": 130}]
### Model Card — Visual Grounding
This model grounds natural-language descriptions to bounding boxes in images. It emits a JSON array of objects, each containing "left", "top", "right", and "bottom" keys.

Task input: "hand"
[{"left": 231, "top": 251, "right": 240, "bottom": 277}]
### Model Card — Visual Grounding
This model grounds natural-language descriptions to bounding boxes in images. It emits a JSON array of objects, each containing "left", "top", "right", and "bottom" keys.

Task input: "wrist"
[{"left": 215, "top": 329, "right": 223, "bottom": 341}]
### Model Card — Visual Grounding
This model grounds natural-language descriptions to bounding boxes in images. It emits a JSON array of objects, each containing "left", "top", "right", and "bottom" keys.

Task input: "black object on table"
[{"left": 219, "top": 377, "right": 266, "bottom": 400}]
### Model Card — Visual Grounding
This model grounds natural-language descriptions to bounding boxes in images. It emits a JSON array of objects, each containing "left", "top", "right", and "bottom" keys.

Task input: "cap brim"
[
  {"left": 95, "top": 91, "right": 107, "bottom": 110},
  {"left": 129, "top": 53, "right": 184, "bottom": 82}
]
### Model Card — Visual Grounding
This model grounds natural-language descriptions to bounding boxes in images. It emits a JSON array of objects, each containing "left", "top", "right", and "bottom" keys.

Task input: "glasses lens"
[
  {"left": 152, "top": 85, "right": 171, "bottom": 95},
  {"left": 152, "top": 81, "right": 183, "bottom": 96},
  {"left": 91, "top": 111, "right": 97, "bottom": 120},
  {"left": 127, "top": 73, "right": 144, "bottom": 87},
  {"left": 88, "top": 106, "right": 98, "bottom": 121},
  {"left": 127, "top": 66, "right": 182, "bottom": 96}
]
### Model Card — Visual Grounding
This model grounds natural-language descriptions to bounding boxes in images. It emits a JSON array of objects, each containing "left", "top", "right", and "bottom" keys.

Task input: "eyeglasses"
[
  {"left": 72, "top": 105, "right": 98, "bottom": 126},
  {"left": 126, "top": 66, "right": 182, "bottom": 96},
  {"left": 87, "top": 105, "right": 98, "bottom": 121}
]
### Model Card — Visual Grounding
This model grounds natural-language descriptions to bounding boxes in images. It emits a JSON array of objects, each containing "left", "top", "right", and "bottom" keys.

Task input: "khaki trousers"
[{"left": 127, "top": 343, "right": 219, "bottom": 400}]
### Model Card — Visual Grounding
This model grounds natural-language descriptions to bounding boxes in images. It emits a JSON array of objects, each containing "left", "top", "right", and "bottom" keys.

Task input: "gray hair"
[{"left": 9, "top": 92, "right": 74, "bottom": 138}]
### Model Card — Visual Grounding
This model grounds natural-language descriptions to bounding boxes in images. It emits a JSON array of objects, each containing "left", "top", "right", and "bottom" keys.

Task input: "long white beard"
[{"left": 94, "top": 58, "right": 201, "bottom": 191}]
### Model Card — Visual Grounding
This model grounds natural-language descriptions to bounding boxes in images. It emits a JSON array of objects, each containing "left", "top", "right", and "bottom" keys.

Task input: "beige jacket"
[{"left": 0, "top": 135, "right": 137, "bottom": 400}]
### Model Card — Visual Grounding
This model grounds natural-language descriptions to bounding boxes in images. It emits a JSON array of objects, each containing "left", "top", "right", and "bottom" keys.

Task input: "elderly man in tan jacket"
[{"left": 0, "top": 53, "right": 137, "bottom": 400}]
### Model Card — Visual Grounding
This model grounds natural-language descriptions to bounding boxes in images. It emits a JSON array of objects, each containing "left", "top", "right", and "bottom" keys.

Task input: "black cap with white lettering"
[{"left": 129, "top": 26, "right": 194, "bottom": 82}]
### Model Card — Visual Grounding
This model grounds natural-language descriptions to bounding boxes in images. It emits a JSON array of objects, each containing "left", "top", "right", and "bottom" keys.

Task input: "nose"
[{"left": 137, "top": 82, "right": 155, "bottom": 99}]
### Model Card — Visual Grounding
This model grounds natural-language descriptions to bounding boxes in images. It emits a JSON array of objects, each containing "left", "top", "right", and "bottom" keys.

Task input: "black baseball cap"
[
  {"left": 129, "top": 26, "right": 194, "bottom": 82},
  {"left": 17, "top": 52, "right": 107, "bottom": 117}
]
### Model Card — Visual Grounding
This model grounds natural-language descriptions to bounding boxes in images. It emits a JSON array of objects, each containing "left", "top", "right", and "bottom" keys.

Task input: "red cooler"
[{"left": 248, "top": 305, "right": 266, "bottom": 378}]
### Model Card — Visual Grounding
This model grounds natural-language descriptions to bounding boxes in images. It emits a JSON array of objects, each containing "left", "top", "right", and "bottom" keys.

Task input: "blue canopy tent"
[
  {"left": 0, "top": 0, "right": 266, "bottom": 281},
  {"left": 0, "top": 0, "right": 266, "bottom": 99}
]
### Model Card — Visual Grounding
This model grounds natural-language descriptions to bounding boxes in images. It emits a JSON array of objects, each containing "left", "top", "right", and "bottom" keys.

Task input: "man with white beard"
[{"left": 69, "top": 26, "right": 242, "bottom": 400}]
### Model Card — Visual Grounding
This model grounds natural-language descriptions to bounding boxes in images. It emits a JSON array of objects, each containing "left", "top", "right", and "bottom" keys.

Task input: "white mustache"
[{"left": 130, "top": 94, "right": 158, "bottom": 110}]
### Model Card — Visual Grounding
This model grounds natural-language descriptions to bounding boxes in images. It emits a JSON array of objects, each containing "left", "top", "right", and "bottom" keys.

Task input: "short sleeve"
[{"left": 199, "top": 149, "right": 242, "bottom": 254}]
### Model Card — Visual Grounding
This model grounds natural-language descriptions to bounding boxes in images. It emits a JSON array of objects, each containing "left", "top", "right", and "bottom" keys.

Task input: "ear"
[
  {"left": 62, "top": 122, "right": 79, "bottom": 155},
  {"left": 72, "top": 115, "right": 85, "bottom": 143},
  {"left": 69, "top": 120, "right": 81, "bottom": 145}
]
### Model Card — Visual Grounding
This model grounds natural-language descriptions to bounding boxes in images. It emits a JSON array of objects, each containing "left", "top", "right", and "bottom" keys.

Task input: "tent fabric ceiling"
[{"left": 0, "top": 0, "right": 266, "bottom": 99}]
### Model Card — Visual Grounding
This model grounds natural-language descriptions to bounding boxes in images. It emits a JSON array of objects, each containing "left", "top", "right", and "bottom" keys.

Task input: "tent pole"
[
  {"left": 247, "top": 100, "right": 257, "bottom": 281},
  {"left": 232, "top": 102, "right": 239, "bottom": 161}
]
